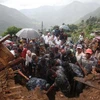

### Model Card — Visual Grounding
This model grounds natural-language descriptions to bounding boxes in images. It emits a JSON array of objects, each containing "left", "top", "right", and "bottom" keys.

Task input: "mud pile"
[
  {"left": 0, "top": 68, "right": 100, "bottom": 100},
  {"left": 79, "top": 87, "right": 100, "bottom": 100}
]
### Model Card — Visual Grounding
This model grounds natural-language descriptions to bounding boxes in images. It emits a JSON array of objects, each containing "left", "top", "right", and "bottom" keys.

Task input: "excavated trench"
[{"left": 1, "top": 68, "right": 100, "bottom": 100}]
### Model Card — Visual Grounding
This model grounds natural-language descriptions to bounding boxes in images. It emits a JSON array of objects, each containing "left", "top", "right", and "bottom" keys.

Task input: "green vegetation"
[
  {"left": 70, "top": 16, "right": 100, "bottom": 42},
  {"left": 1, "top": 16, "right": 100, "bottom": 44},
  {"left": 68, "top": 24, "right": 78, "bottom": 32},
  {"left": 2, "top": 26, "right": 21, "bottom": 37}
]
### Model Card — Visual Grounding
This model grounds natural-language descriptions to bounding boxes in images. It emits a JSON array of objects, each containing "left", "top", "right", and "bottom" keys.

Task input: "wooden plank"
[
  {"left": 0, "top": 88, "right": 2, "bottom": 92},
  {"left": 0, "top": 43, "right": 14, "bottom": 66},
  {"left": 3, "top": 86, "right": 22, "bottom": 93},
  {"left": 0, "top": 80, "right": 7, "bottom": 87},
  {"left": 5, "top": 91, "right": 21, "bottom": 97},
  {"left": 7, "top": 70, "right": 19, "bottom": 75},
  {"left": 74, "top": 77, "right": 100, "bottom": 90},
  {"left": 0, "top": 34, "right": 10, "bottom": 43},
  {"left": 8, "top": 86, "right": 22, "bottom": 90},
  {"left": 0, "top": 68, "right": 7, "bottom": 75},
  {"left": 0, "top": 73, "right": 6, "bottom": 79},
  {"left": 15, "top": 99, "right": 23, "bottom": 100},
  {"left": 7, "top": 57, "right": 24, "bottom": 67}
]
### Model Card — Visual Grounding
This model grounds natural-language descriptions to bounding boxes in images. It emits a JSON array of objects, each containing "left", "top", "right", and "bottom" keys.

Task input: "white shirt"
[
  {"left": 48, "top": 35, "right": 57, "bottom": 46},
  {"left": 75, "top": 51, "right": 85, "bottom": 64},
  {"left": 41, "top": 34, "right": 45, "bottom": 40},
  {"left": 25, "top": 54, "right": 32, "bottom": 66},
  {"left": 79, "top": 35, "right": 83, "bottom": 41},
  {"left": 55, "top": 39, "right": 61, "bottom": 46},
  {"left": 44, "top": 35, "right": 50, "bottom": 44}
]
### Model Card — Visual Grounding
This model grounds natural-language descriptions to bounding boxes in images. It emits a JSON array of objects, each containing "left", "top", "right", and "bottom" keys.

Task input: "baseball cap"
[
  {"left": 85, "top": 48, "right": 92, "bottom": 55},
  {"left": 77, "top": 44, "right": 82, "bottom": 49}
]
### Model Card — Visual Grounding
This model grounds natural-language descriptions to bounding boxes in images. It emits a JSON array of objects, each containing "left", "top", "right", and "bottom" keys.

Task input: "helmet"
[{"left": 85, "top": 48, "right": 92, "bottom": 54}]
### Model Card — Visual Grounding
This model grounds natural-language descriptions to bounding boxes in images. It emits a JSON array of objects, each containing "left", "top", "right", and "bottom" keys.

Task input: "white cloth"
[
  {"left": 41, "top": 34, "right": 45, "bottom": 40},
  {"left": 79, "top": 35, "right": 83, "bottom": 41},
  {"left": 55, "top": 39, "right": 61, "bottom": 46},
  {"left": 44, "top": 35, "right": 51, "bottom": 44},
  {"left": 48, "top": 35, "right": 56, "bottom": 46},
  {"left": 75, "top": 52, "right": 85, "bottom": 64},
  {"left": 25, "top": 54, "right": 32, "bottom": 66},
  {"left": 10, "top": 50, "right": 15, "bottom": 56}
]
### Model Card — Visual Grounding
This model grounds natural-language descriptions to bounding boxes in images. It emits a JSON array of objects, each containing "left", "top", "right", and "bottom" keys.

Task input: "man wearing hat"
[
  {"left": 79, "top": 48, "right": 97, "bottom": 76},
  {"left": 75, "top": 44, "right": 85, "bottom": 64}
]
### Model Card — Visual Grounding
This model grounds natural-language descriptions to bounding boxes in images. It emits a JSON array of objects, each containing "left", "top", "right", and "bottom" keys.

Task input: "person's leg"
[{"left": 75, "top": 82, "right": 84, "bottom": 96}]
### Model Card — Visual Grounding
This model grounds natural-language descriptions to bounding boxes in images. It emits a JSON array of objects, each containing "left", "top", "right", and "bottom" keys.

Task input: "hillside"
[
  {"left": 21, "top": 5, "right": 63, "bottom": 28},
  {"left": 0, "top": 4, "right": 39, "bottom": 34},
  {"left": 20, "top": 1, "right": 100, "bottom": 28},
  {"left": 80, "top": 7, "right": 100, "bottom": 21}
]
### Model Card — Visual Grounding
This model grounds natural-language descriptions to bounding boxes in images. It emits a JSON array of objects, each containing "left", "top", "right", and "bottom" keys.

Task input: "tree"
[
  {"left": 68, "top": 24, "right": 78, "bottom": 32},
  {"left": 86, "top": 19, "right": 89, "bottom": 25},
  {"left": 81, "top": 20, "right": 84, "bottom": 25},
  {"left": 2, "top": 26, "right": 21, "bottom": 37}
]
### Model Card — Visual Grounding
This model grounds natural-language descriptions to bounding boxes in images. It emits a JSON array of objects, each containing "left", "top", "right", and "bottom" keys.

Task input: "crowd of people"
[{"left": 6, "top": 27, "right": 100, "bottom": 97}]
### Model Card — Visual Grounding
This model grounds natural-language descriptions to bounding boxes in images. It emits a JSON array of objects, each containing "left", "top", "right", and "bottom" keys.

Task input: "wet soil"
[{"left": 1, "top": 68, "right": 100, "bottom": 100}]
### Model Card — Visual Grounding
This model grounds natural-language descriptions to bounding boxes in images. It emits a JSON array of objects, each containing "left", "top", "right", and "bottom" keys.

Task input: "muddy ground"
[
  {"left": 1, "top": 79, "right": 100, "bottom": 100},
  {"left": 1, "top": 68, "right": 100, "bottom": 100}
]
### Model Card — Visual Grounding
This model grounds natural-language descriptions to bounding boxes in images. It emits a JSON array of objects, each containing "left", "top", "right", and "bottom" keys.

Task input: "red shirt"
[{"left": 21, "top": 48, "right": 27, "bottom": 58}]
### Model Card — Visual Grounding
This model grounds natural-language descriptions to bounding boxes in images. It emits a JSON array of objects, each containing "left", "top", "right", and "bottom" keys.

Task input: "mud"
[{"left": 1, "top": 68, "right": 100, "bottom": 100}]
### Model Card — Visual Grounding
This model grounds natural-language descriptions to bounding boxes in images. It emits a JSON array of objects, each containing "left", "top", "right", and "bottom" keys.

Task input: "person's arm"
[
  {"left": 91, "top": 59, "right": 98, "bottom": 75},
  {"left": 76, "top": 62, "right": 88, "bottom": 76},
  {"left": 91, "top": 65, "right": 98, "bottom": 75},
  {"left": 44, "top": 83, "right": 55, "bottom": 94},
  {"left": 95, "top": 60, "right": 100, "bottom": 72}
]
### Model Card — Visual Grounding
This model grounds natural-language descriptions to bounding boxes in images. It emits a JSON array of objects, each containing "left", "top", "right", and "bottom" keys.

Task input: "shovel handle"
[{"left": 17, "top": 70, "right": 29, "bottom": 81}]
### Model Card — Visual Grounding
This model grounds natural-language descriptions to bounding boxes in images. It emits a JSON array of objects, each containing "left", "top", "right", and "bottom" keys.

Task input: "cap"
[
  {"left": 85, "top": 48, "right": 92, "bottom": 55},
  {"left": 77, "top": 44, "right": 82, "bottom": 49}
]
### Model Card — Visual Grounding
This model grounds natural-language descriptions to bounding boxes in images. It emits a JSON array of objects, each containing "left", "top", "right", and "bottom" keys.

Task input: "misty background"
[{"left": 0, "top": 0, "right": 100, "bottom": 34}]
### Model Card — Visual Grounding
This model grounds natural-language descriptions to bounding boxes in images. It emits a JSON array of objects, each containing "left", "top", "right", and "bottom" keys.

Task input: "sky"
[{"left": 0, "top": 0, "right": 100, "bottom": 10}]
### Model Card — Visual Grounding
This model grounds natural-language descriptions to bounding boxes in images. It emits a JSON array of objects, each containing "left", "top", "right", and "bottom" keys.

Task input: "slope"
[
  {"left": 79, "top": 7, "right": 100, "bottom": 21},
  {"left": 0, "top": 4, "right": 38, "bottom": 34},
  {"left": 20, "top": 1, "right": 100, "bottom": 28}
]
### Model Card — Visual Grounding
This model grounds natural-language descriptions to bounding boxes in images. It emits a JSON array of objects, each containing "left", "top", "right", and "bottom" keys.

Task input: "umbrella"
[
  {"left": 59, "top": 24, "right": 70, "bottom": 31},
  {"left": 16, "top": 28, "right": 40, "bottom": 39}
]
